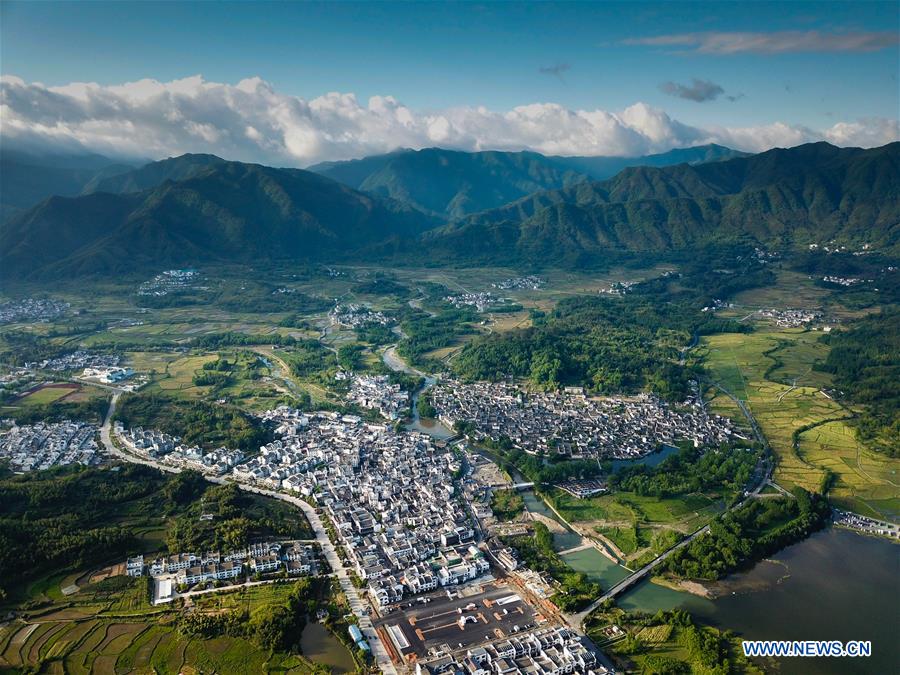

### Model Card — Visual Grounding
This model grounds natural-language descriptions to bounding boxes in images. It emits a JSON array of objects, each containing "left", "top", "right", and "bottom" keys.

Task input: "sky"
[{"left": 1, "top": 1, "right": 898, "bottom": 166}]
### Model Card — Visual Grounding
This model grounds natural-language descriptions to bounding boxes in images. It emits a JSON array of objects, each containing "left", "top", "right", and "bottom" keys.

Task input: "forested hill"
[
  {"left": 424, "top": 142, "right": 900, "bottom": 263},
  {"left": 308, "top": 144, "right": 746, "bottom": 219},
  {"left": 312, "top": 147, "right": 588, "bottom": 219},
  {"left": 1, "top": 159, "right": 441, "bottom": 278}
]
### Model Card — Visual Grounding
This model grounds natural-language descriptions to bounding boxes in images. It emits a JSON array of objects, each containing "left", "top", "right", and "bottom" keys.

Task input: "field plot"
[
  {"left": 17, "top": 383, "right": 80, "bottom": 406},
  {"left": 0, "top": 579, "right": 350, "bottom": 675},
  {"left": 703, "top": 328, "right": 900, "bottom": 521}
]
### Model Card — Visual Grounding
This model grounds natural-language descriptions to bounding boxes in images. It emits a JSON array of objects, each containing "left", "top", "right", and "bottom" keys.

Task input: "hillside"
[
  {"left": 82, "top": 153, "right": 227, "bottom": 194},
  {"left": 313, "top": 147, "right": 587, "bottom": 218},
  {"left": 1, "top": 160, "right": 440, "bottom": 278},
  {"left": 309, "top": 145, "right": 745, "bottom": 218},
  {"left": 424, "top": 142, "right": 900, "bottom": 263},
  {"left": 0, "top": 148, "right": 133, "bottom": 222}
]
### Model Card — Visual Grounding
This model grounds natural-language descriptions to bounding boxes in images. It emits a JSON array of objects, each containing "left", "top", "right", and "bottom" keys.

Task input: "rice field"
[{"left": 703, "top": 327, "right": 900, "bottom": 522}]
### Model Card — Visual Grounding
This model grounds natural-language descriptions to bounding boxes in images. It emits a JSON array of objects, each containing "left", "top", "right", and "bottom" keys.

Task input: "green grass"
[
  {"left": 18, "top": 385, "right": 79, "bottom": 406},
  {"left": 703, "top": 327, "right": 900, "bottom": 522},
  {"left": 0, "top": 579, "right": 350, "bottom": 675}
]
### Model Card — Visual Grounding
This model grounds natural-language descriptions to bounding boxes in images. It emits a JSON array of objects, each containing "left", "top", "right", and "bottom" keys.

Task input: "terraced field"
[
  {"left": 0, "top": 581, "right": 352, "bottom": 674},
  {"left": 703, "top": 327, "right": 900, "bottom": 521}
]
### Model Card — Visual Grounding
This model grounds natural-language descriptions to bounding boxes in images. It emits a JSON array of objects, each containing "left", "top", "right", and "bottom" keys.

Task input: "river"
[
  {"left": 498, "top": 452, "right": 899, "bottom": 674},
  {"left": 378, "top": 347, "right": 900, "bottom": 673}
]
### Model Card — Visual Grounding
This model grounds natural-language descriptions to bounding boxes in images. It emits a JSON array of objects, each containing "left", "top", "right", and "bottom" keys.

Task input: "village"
[
  {"left": 0, "top": 298, "right": 70, "bottom": 324},
  {"left": 26, "top": 349, "right": 121, "bottom": 373},
  {"left": 116, "top": 424, "right": 245, "bottom": 474},
  {"left": 492, "top": 275, "right": 546, "bottom": 290},
  {"left": 331, "top": 302, "right": 392, "bottom": 328},
  {"left": 343, "top": 372, "right": 410, "bottom": 420},
  {"left": 137, "top": 268, "right": 206, "bottom": 296},
  {"left": 0, "top": 420, "right": 101, "bottom": 472},
  {"left": 444, "top": 291, "right": 509, "bottom": 312},
  {"left": 429, "top": 381, "right": 738, "bottom": 460}
]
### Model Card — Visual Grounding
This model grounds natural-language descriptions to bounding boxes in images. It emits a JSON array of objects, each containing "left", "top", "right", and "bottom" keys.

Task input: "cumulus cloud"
[
  {"left": 660, "top": 78, "right": 725, "bottom": 102},
  {"left": 625, "top": 30, "right": 900, "bottom": 54},
  {"left": 0, "top": 74, "right": 896, "bottom": 166}
]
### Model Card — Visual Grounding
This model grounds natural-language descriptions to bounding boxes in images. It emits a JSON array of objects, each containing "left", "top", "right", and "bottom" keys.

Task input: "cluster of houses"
[
  {"left": 331, "top": 303, "right": 391, "bottom": 328},
  {"left": 344, "top": 373, "right": 409, "bottom": 420},
  {"left": 444, "top": 292, "right": 507, "bottom": 312},
  {"left": 0, "top": 298, "right": 70, "bottom": 324},
  {"left": 822, "top": 275, "right": 871, "bottom": 287},
  {"left": 127, "top": 541, "right": 318, "bottom": 586},
  {"left": 598, "top": 280, "right": 636, "bottom": 296},
  {"left": 228, "top": 407, "right": 490, "bottom": 608},
  {"left": 430, "top": 381, "right": 737, "bottom": 460},
  {"left": 28, "top": 350, "right": 120, "bottom": 373},
  {"left": 492, "top": 276, "right": 545, "bottom": 291},
  {"left": 0, "top": 420, "right": 100, "bottom": 472},
  {"left": 115, "top": 424, "right": 244, "bottom": 474},
  {"left": 137, "top": 268, "right": 205, "bottom": 296},
  {"left": 82, "top": 365, "right": 135, "bottom": 384},
  {"left": 758, "top": 308, "right": 824, "bottom": 328},
  {"left": 417, "top": 626, "right": 605, "bottom": 675}
]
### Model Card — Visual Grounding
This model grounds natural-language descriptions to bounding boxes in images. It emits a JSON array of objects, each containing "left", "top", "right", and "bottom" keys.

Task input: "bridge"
[
  {"left": 488, "top": 481, "right": 535, "bottom": 490},
  {"left": 566, "top": 523, "right": 710, "bottom": 629}
]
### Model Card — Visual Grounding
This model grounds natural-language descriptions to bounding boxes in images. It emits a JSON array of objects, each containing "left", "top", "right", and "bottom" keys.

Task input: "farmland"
[
  {"left": 0, "top": 579, "right": 355, "bottom": 674},
  {"left": 702, "top": 326, "right": 900, "bottom": 521}
]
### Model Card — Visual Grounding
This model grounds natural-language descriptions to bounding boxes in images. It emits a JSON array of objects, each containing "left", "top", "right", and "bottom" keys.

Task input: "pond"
[{"left": 300, "top": 620, "right": 355, "bottom": 674}]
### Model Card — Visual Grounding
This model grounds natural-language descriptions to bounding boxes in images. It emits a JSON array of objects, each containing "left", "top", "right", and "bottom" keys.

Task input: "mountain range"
[
  {"left": 426, "top": 142, "right": 899, "bottom": 263},
  {"left": 309, "top": 144, "right": 746, "bottom": 219},
  {"left": 1, "top": 142, "right": 897, "bottom": 279}
]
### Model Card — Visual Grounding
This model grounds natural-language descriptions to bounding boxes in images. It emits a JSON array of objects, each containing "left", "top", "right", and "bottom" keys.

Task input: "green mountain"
[
  {"left": 312, "top": 147, "right": 587, "bottom": 219},
  {"left": 549, "top": 143, "right": 748, "bottom": 181},
  {"left": 309, "top": 144, "right": 747, "bottom": 218},
  {"left": 1, "top": 159, "right": 440, "bottom": 278},
  {"left": 424, "top": 142, "right": 900, "bottom": 263},
  {"left": 81, "top": 153, "right": 227, "bottom": 195},
  {"left": 0, "top": 148, "right": 134, "bottom": 223}
]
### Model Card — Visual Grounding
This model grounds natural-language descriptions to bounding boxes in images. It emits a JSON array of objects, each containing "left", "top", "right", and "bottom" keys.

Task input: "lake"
[{"left": 565, "top": 528, "right": 900, "bottom": 675}]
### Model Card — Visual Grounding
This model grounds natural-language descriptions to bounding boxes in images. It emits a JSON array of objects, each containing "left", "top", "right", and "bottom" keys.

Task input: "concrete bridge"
[{"left": 566, "top": 523, "right": 710, "bottom": 629}]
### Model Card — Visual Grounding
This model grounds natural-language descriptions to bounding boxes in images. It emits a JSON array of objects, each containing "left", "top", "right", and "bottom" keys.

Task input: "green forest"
[
  {"left": 817, "top": 310, "right": 900, "bottom": 456},
  {"left": 664, "top": 489, "right": 830, "bottom": 580}
]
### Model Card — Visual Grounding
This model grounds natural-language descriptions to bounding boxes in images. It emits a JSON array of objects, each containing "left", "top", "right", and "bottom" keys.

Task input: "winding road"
[{"left": 97, "top": 395, "right": 399, "bottom": 674}]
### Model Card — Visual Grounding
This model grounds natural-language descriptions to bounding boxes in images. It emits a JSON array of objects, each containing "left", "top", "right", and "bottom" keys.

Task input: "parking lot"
[{"left": 374, "top": 582, "right": 545, "bottom": 659}]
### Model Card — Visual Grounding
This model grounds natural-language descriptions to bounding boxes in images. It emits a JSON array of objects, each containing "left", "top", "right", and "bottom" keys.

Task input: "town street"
[{"left": 97, "top": 395, "right": 399, "bottom": 675}]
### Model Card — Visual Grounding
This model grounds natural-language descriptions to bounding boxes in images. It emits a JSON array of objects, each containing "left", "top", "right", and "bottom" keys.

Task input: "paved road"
[
  {"left": 565, "top": 379, "right": 777, "bottom": 630},
  {"left": 567, "top": 522, "right": 711, "bottom": 628},
  {"left": 97, "top": 396, "right": 399, "bottom": 674}
]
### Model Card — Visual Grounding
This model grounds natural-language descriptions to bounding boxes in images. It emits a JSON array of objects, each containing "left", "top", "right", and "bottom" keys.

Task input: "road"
[
  {"left": 567, "top": 521, "right": 711, "bottom": 628},
  {"left": 564, "top": 379, "right": 776, "bottom": 630},
  {"left": 97, "top": 395, "right": 399, "bottom": 675}
]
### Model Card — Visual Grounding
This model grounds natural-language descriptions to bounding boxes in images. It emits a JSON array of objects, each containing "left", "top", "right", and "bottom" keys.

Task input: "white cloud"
[
  {"left": 0, "top": 74, "right": 896, "bottom": 166},
  {"left": 625, "top": 30, "right": 900, "bottom": 55}
]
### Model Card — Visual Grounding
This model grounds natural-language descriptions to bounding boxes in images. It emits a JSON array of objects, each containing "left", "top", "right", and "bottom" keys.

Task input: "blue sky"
[{"left": 1, "top": 1, "right": 897, "bottom": 164}]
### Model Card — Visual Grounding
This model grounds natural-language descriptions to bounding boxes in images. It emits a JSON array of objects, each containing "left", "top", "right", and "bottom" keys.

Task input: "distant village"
[
  {"left": 430, "top": 381, "right": 739, "bottom": 459},
  {"left": 26, "top": 349, "right": 121, "bottom": 373},
  {"left": 0, "top": 420, "right": 101, "bottom": 472},
  {"left": 492, "top": 275, "right": 545, "bottom": 291},
  {"left": 758, "top": 307, "right": 826, "bottom": 328},
  {"left": 0, "top": 298, "right": 70, "bottom": 324},
  {"left": 137, "top": 268, "right": 206, "bottom": 296},
  {"left": 330, "top": 303, "right": 392, "bottom": 328},
  {"left": 444, "top": 292, "right": 510, "bottom": 312}
]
